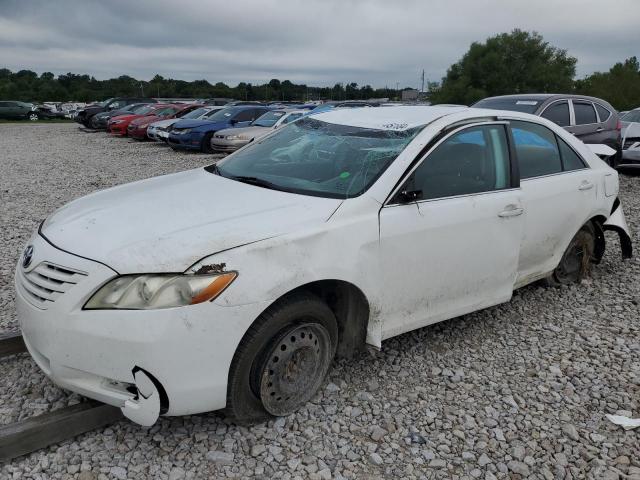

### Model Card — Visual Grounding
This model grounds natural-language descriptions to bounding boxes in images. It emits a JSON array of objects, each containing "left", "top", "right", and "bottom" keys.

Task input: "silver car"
[
  {"left": 211, "top": 109, "right": 306, "bottom": 152},
  {"left": 620, "top": 108, "right": 640, "bottom": 168}
]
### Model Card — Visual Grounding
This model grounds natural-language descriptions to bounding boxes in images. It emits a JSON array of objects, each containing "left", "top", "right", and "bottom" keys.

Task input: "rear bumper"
[
  {"left": 604, "top": 201, "right": 633, "bottom": 258},
  {"left": 211, "top": 138, "right": 248, "bottom": 152}
]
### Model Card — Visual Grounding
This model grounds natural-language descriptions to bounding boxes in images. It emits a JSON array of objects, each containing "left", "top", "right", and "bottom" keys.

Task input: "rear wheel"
[
  {"left": 201, "top": 132, "right": 214, "bottom": 153},
  {"left": 226, "top": 292, "right": 338, "bottom": 422},
  {"left": 28, "top": 113, "right": 39, "bottom": 121},
  {"left": 544, "top": 223, "right": 595, "bottom": 286}
]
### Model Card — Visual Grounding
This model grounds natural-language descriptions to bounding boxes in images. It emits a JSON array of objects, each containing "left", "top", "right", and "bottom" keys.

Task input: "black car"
[
  {"left": 0, "top": 101, "right": 39, "bottom": 120},
  {"left": 90, "top": 102, "right": 156, "bottom": 129},
  {"left": 74, "top": 97, "right": 157, "bottom": 128},
  {"left": 473, "top": 94, "right": 622, "bottom": 166}
]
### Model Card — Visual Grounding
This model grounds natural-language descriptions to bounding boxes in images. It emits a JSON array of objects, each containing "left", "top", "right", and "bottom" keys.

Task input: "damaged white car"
[{"left": 16, "top": 106, "right": 632, "bottom": 426}]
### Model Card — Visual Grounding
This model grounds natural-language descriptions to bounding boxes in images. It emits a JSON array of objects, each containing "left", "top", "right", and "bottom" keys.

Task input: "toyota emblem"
[{"left": 22, "top": 245, "right": 34, "bottom": 269}]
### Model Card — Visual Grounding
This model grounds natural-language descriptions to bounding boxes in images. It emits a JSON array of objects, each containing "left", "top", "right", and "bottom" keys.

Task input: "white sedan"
[{"left": 15, "top": 106, "right": 632, "bottom": 425}]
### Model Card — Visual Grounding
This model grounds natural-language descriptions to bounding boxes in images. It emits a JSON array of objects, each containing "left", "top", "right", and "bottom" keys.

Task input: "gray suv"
[{"left": 473, "top": 94, "right": 622, "bottom": 166}]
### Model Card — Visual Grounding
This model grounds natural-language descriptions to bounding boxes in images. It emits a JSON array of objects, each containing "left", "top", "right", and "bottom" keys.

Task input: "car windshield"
[
  {"left": 621, "top": 110, "right": 640, "bottom": 123},
  {"left": 214, "top": 117, "right": 422, "bottom": 198},
  {"left": 152, "top": 106, "right": 177, "bottom": 116},
  {"left": 205, "top": 107, "right": 242, "bottom": 122},
  {"left": 473, "top": 98, "right": 541, "bottom": 113},
  {"left": 131, "top": 104, "right": 151, "bottom": 113},
  {"left": 252, "top": 111, "right": 286, "bottom": 127},
  {"left": 180, "top": 107, "right": 209, "bottom": 119},
  {"left": 135, "top": 105, "right": 156, "bottom": 115},
  {"left": 203, "top": 108, "right": 224, "bottom": 118},
  {"left": 98, "top": 98, "right": 114, "bottom": 107}
]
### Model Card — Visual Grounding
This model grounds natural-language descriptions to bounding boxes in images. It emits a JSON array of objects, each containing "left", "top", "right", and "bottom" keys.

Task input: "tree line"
[{"left": 1, "top": 30, "right": 638, "bottom": 111}]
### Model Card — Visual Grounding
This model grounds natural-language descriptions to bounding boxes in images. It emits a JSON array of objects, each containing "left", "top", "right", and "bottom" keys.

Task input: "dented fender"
[
  {"left": 121, "top": 368, "right": 161, "bottom": 426},
  {"left": 604, "top": 201, "right": 633, "bottom": 258}
]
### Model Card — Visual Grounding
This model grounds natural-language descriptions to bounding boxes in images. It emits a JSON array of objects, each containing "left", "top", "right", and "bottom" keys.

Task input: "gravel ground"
[{"left": 1, "top": 123, "right": 639, "bottom": 479}]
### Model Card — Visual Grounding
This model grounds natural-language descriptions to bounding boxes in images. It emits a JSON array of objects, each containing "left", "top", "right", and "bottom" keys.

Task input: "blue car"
[{"left": 168, "top": 105, "right": 271, "bottom": 152}]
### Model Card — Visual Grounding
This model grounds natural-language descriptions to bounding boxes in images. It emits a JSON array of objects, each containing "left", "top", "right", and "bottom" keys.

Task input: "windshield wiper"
[{"left": 229, "top": 175, "right": 289, "bottom": 192}]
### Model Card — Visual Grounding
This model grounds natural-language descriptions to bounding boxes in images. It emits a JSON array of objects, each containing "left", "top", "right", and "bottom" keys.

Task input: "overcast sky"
[{"left": 0, "top": 0, "right": 637, "bottom": 88}]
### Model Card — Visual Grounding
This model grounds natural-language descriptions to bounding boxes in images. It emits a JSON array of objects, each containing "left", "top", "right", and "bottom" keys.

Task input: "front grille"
[{"left": 17, "top": 262, "right": 87, "bottom": 310}]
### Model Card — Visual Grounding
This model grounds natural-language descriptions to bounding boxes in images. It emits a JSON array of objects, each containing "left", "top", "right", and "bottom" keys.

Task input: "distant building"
[{"left": 401, "top": 89, "right": 419, "bottom": 102}]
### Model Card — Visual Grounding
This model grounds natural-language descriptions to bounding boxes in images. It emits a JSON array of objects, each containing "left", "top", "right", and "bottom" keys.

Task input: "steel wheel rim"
[{"left": 259, "top": 323, "right": 332, "bottom": 416}]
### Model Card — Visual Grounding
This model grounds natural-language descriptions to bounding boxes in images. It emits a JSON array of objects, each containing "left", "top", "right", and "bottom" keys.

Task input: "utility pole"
[
  {"left": 396, "top": 82, "right": 399, "bottom": 100},
  {"left": 421, "top": 69, "right": 425, "bottom": 93}
]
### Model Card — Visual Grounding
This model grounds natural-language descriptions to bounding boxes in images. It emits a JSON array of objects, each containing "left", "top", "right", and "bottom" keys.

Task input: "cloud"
[{"left": 0, "top": 0, "right": 637, "bottom": 87}]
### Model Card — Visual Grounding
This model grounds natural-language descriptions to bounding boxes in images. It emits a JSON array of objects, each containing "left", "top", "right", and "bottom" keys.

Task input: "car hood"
[
  {"left": 110, "top": 114, "right": 141, "bottom": 122},
  {"left": 149, "top": 118, "right": 177, "bottom": 128},
  {"left": 217, "top": 125, "right": 271, "bottom": 138},
  {"left": 41, "top": 168, "right": 342, "bottom": 273},
  {"left": 131, "top": 115, "right": 162, "bottom": 127}
]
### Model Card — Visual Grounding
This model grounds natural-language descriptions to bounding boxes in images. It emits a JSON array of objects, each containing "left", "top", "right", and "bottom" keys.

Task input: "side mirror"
[{"left": 398, "top": 190, "right": 422, "bottom": 203}]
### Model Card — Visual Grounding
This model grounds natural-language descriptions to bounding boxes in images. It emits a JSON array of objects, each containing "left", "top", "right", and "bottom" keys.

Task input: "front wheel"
[
  {"left": 28, "top": 113, "right": 39, "bottom": 121},
  {"left": 226, "top": 292, "right": 338, "bottom": 422},
  {"left": 201, "top": 132, "right": 214, "bottom": 153},
  {"left": 544, "top": 223, "right": 595, "bottom": 286}
]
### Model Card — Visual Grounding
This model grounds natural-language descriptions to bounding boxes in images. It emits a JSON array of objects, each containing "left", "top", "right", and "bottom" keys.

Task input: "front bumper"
[
  {"left": 15, "top": 233, "right": 268, "bottom": 424},
  {"left": 108, "top": 123, "right": 128, "bottom": 135},
  {"left": 128, "top": 125, "right": 148, "bottom": 140},
  {"left": 619, "top": 145, "right": 640, "bottom": 168},
  {"left": 168, "top": 132, "right": 205, "bottom": 150},
  {"left": 147, "top": 126, "right": 162, "bottom": 141},
  {"left": 211, "top": 137, "right": 249, "bottom": 152}
]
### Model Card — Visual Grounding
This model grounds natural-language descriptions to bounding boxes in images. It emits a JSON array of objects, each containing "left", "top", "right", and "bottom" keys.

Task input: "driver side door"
[{"left": 377, "top": 122, "right": 524, "bottom": 339}]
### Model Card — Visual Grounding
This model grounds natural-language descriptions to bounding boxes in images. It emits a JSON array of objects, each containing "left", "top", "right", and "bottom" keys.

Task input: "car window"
[
  {"left": 557, "top": 137, "right": 586, "bottom": 171},
  {"left": 408, "top": 125, "right": 510, "bottom": 200},
  {"left": 621, "top": 110, "right": 640, "bottom": 123},
  {"left": 594, "top": 104, "right": 611, "bottom": 123},
  {"left": 109, "top": 101, "right": 122, "bottom": 109},
  {"left": 233, "top": 109, "right": 258, "bottom": 122},
  {"left": 0, "top": 102, "right": 8, "bottom": 107},
  {"left": 511, "top": 121, "right": 562, "bottom": 179},
  {"left": 573, "top": 102, "right": 597, "bottom": 125},
  {"left": 540, "top": 101, "right": 570, "bottom": 127},
  {"left": 252, "top": 110, "right": 286, "bottom": 127}
]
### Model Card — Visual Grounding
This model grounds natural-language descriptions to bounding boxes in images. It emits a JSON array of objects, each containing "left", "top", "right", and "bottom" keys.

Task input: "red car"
[
  {"left": 128, "top": 104, "right": 202, "bottom": 140},
  {"left": 107, "top": 104, "right": 173, "bottom": 136}
]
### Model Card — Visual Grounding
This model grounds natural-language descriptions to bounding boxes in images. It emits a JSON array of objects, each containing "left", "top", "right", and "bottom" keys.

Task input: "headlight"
[
  {"left": 225, "top": 135, "right": 240, "bottom": 140},
  {"left": 84, "top": 272, "right": 237, "bottom": 310},
  {"left": 175, "top": 128, "right": 191, "bottom": 134}
]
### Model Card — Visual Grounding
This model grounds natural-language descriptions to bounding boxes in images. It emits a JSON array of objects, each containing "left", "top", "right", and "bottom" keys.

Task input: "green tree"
[
  {"left": 431, "top": 29, "right": 577, "bottom": 105},
  {"left": 575, "top": 57, "right": 640, "bottom": 111}
]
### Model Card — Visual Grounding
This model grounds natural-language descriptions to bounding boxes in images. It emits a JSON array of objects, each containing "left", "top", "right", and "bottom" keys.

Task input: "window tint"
[
  {"left": 573, "top": 102, "right": 597, "bottom": 125},
  {"left": 558, "top": 137, "right": 586, "bottom": 171},
  {"left": 595, "top": 104, "right": 611, "bottom": 122},
  {"left": 409, "top": 125, "right": 510, "bottom": 200},
  {"left": 473, "top": 98, "right": 540, "bottom": 113},
  {"left": 540, "top": 102, "right": 570, "bottom": 127},
  {"left": 511, "top": 121, "right": 562, "bottom": 179}
]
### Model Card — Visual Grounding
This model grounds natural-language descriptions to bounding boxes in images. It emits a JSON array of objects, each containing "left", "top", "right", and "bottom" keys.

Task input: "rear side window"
[
  {"left": 558, "top": 137, "right": 586, "bottom": 171},
  {"left": 595, "top": 104, "right": 611, "bottom": 123},
  {"left": 410, "top": 125, "right": 511, "bottom": 200},
  {"left": 511, "top": 121, "right": 562, "bottom": 179},
  {"left": 540, "top": 101, "right": 570, "bottom": 127},
  {"left": 573, "top": 102, "right": 597, "bottom": 125},
  {"left": 234, "top": 109, "right": 258, "bottom": 122}
]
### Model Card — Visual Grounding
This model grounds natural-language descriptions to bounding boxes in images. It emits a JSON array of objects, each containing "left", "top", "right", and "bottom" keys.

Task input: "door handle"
[
  {"left": 498, "top": 205, "right": 524, "bottom": 218},
  {"left": 578, "top": 181, "right": 594, "bottom": 191},
  {"left": 596, "top": 127, "right": 604, "bottom": 132}
]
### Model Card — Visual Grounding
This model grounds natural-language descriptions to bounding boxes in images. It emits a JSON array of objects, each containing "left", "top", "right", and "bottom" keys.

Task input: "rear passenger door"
[
  {"left": 232, "top": 108, "right": 262, "bottom": 127},
  {"left": 510, "top": 120, "right": 596, "bottom": 287},
  {"left": 378, "top": 123, "right": 524, "bottom": 338},
  {"left": 567, "top": 100, "right": 603, "bottom": 144}
]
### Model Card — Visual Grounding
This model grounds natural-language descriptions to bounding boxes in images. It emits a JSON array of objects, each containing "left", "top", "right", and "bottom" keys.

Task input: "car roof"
[
  {"left": 478, "top": 93, "right": 614, "bottom": 106},
  {"left": 311, "top": 105, "right": 468, "bottom": 130}
]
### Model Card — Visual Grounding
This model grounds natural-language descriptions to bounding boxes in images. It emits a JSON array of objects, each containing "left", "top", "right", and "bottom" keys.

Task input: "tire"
[
  {"left": 201, "top": 132, "right": 214, "bottom": 153},
  {"left": 226, "top": 292, "right": 338, "bottom": 423},
  {"left": 28, "top": 113, "right": 39, "bottom": 121},
  {"left": 543, "top": 223, "right": 596, "bottom": 286}
]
